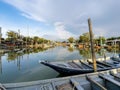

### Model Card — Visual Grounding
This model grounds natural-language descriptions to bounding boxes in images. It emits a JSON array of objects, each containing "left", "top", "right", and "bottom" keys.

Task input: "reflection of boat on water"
[
  {"left": 111, "top": 54, "right": 120, "bottom": 61},
  {"left": 2, "top": 68, "right": 120, "bottom": 90},
  {"left": 16, "top": 48, "right": 27, "bottom": 53},
  {"left": 16, "top": 50, "right": 24, "bottom": 54},
  {"left": 40, "top": 57, "right": 120, "bottom": 75},
  {"left": 13, "top": 49, "right": 20, "bottom": 52}
]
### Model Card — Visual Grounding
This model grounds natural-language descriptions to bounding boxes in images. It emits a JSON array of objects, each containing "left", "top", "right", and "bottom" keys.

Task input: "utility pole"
[
  {"left": 88, "top": 18, "right": 97, "bottom": 72},
  {"left": 26, "top": 25, "right": 29, "bottom": 48},
  {"left": 18, "top": 29, "right": 20, "bottom": 48}
]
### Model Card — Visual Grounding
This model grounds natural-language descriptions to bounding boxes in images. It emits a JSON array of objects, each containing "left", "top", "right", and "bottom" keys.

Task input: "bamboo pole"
[{"left": 88, "top": 18, "right": 97, "bottom": 72}]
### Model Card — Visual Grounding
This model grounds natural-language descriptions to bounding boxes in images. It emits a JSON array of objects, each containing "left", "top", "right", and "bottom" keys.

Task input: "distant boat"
[
  {"left": 16, "top": 48, "right": 26, "bottom": 54},
  {"left": 40, "top": 57, "right": 120, "bottom": 75},
  {"left": 111, "top": 56, "right": 120, "bottom": 62},
  {"left": 16, "top": 50, "right": 24, "bottom": 54},
  {"left": 13, "top": 49, "right": 21, "bottom": 52}
]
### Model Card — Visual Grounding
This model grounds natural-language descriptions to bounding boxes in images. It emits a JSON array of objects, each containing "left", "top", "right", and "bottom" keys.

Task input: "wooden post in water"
[{"left": 88, "top": 18, "right": 97, "bottom": 72}]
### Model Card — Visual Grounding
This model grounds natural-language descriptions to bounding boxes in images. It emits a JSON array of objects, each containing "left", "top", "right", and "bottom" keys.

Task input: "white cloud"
[
  {"left": 54, "top": 22, "right": 75, "bottom": 39},
  {"left": 3, "top": 0, "right": 50, "bottom": 22},
  {"left": 2, "top": 0, "right": 120, "bottom": 39},
  {"left": 42, "top": 34, "right": 60, "bottom": 41},
  {"left": 21, "top": 13, "right": 45, "bottom": 22},
  {"left": 93, "top": 28, "right": 108, "bottom": 38},
  {"left": 3, "top": 0, "right": 108, "bottom": 24}
]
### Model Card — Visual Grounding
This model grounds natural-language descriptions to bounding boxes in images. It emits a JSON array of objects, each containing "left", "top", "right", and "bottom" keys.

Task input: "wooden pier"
[{"left": 1, "top": 68, "right": 120, "bottom": 90}]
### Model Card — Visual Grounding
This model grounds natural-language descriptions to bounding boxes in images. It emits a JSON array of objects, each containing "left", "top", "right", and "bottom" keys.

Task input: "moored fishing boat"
[{"left": 40, "top": 57, "right": 120, "bottom": 75}]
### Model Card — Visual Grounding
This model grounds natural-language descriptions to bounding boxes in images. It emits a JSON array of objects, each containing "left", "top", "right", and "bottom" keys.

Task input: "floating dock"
[{"left": 1, "top": 68, "right": 120, "bottom": 90}]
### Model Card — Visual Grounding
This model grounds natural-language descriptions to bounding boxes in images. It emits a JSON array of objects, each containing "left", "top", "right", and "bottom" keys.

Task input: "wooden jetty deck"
[{"left": 1, "top": 68, "right": 120, "bottom": 90}]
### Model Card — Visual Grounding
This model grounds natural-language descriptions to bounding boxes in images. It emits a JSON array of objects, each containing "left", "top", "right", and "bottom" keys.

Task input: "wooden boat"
[
  {"left": 111, "top": 56, "right": 120, "bottom": 62},
  {"left": 2, "top": 68, "right": 120, "bottom": 90},
  {"left": 40, "top": 57, "right": 120, "bottom": 75}
]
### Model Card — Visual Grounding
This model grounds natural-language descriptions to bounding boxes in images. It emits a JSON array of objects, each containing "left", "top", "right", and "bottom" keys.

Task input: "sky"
[{"left": 0, "top": 0, "right": 120, "bottom": 41}]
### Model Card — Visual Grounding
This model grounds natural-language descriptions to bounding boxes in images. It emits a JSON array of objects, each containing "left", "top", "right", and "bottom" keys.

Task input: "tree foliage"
[
  {"left": 6, "top": 31, "right": 18, "bottom": 41},
  {"left": 79, "top": 32, "right": 90, "bottom": 43},
  {"left": 5, "top": 30, "right": 51, "bottom": 45},
  {"left": 68, "top": 37, "right": 74, "bottom": 43},
  {"left": 95, "top": 36, "right": 106, "bottom": 45}
]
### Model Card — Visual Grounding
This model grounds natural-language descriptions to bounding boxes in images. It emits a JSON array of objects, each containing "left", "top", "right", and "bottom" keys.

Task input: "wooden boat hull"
[
  {"left": 41, "top": 61, "right": 113, "bottom": 75},
  {"left": 3, "top": 68, "right": 120, "bottom": 90}
]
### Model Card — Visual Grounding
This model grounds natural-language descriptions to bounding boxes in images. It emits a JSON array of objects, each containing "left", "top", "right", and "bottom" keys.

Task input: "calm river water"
[{"left": 0, "top": 46, "right": 118, "bottom": 83}]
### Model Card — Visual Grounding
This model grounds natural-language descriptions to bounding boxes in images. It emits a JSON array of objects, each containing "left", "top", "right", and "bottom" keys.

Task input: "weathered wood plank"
[
  {"left": 70, "top": 78, "right": 84, "bottom": 90},
  {"left": 86, "top": 75, "right": 107, "bottom": 90},
  {"left": 99, "top": 74, "right": 120, "bottom": 90},
  {"left": 0, "top": 83, "right": 6, "bottom": 90},
  {"left": 96, "top": 61, "right": 112, "bottom": 67},
  {"left": 80, "top": 61, "right": 93, "bottom": 69},
  {"left": 72, "top": 61, "right": 84, "bottom": 69}
]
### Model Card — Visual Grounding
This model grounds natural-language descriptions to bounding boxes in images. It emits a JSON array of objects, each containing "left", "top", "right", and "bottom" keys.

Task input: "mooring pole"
[{"left": 88, "top": 18, "right": 97, "bottom": 72}]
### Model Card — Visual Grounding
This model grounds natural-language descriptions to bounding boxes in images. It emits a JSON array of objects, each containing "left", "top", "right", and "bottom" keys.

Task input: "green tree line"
[
  {"left": 2, "top": 30, "right": 51, "bottom": 45},
  {"left": 67, "top": 32, "right": 106, "bottom": 46}
]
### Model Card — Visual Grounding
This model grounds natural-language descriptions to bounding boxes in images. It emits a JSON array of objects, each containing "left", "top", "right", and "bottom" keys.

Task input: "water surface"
[{"left": 0, "top": 46, "right": 118, "bottom": 83}]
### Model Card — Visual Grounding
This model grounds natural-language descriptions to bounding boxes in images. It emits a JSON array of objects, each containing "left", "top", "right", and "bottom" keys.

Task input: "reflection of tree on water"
[
  {"left": 112, "top": 48, "right": 120, "bottom": 57},
  {"left": 7, "top": 47, "right": 48, "bottom": 60},
  {"left": 7, "top": 52, "right": 24, "bottom": 61},
  {"left": 68, "top": 47, "right": 74, "bottom": 52},
  {"left": 0, "top": 54, "right": 2, "bottom": 74},
  {"left": 7, "top": 52, "right": 24, "bottom": 70},
  {"left": 32, "top": 47, "right": 48, "bottom": 53},
  {"left": 78, "top": 48, "right": 91, "bottom": 59},
  {"left": 6, "top": 47, "right": 50, "bottom": 70},
  {"left": 0, "top": 53, "right": 5, "bottom": 74},
  {"left": 17, "top": 54, "right": 23, "bottom": 70},
  {"left": 106, "top": 47, "right": 120, "bottom": 56},
  {"left": 97, "top": 49, "right": 106, "bottom": 56}
]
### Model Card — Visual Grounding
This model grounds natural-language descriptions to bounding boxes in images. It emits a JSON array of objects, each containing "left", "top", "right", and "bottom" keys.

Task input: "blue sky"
[{"left": 0, "top": 0, "right": 120, "bottom": 40}]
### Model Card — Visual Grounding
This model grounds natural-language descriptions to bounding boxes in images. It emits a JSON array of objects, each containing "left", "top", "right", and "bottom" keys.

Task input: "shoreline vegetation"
[{"left": 0, "top": 30, "right": 120, "bottom": 53}]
